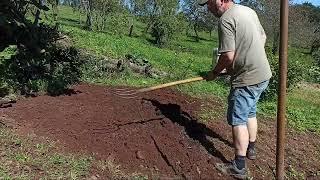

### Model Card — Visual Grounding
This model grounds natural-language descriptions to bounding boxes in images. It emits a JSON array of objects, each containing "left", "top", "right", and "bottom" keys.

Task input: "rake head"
[{"left": 110, "top": 88, "right": 142, "bottom": 99}]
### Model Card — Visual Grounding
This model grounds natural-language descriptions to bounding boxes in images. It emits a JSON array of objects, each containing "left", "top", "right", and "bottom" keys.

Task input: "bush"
[
  {"left": 306, "top": 41, "right": 320, "bottom": 83},
  {"left": 306, "top": 65, "right": 320, "bottom": 83},
  {"left": 151, "top": 19, "right": 170, "bottom": 46},
  {"left": 91, "top": 11, "right": 129, "bottom": 34},
  {"left": 1, "top": 47, "right": 82, "bottom": 96},
  {"left": 312, "top": 47, "right": 320, "bottom": 67},
  {"left": 262, "top": 52, "right": 306, "bottom": 100},
  {"left": 107, "top": 12, "right": 131, "bottom": 35},
  {"left": 46, "top": 47, "right": 83, "bottom": 95},
  {"left": 150, "top": 16, "right": 180, "bottom": 47},
  {"left": 0, "top": 24, "right": 83, "bottom": 96}
]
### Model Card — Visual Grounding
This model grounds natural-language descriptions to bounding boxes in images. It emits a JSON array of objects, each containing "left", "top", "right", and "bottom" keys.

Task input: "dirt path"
[{"left": 1, "top": 83, "right": 319, "bottom": 179}]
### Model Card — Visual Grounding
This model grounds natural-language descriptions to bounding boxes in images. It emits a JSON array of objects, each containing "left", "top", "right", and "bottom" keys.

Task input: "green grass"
[
  {"left": 287, "top": 85, "right": 320, "bottom": 132},
  {"left": 62, "top": 25, "right": 213, "bottom": 74},
  {"left": 259, "top": 84, "right": 320, "bottom": 133}
]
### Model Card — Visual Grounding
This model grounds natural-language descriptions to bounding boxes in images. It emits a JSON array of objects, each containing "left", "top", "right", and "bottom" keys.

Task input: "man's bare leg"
[
  {"left": 232, "top": 125, "right": 249, "bottom": 170},
  {"left": 232, "top": 125, "right": 249, "bottom": 156},
  {"left": 248, "top": 117, "right": 257, "bottom": 142},
  {"left": 215, "top": 125, "right": 248, "bottom": 179},
  {"left": 247, "top": 117, "right": 257, "bottom": 159}
]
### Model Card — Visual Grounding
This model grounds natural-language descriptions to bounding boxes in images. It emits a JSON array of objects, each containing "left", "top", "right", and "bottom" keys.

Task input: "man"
[{"left": 198, "top": 0, "right": 272, "bottom": 179}]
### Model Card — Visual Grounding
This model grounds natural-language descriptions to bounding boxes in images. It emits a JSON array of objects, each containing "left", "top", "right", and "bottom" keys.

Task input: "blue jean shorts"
[{"left": 227, "top": 80, "right": 269, "bottom": 126}]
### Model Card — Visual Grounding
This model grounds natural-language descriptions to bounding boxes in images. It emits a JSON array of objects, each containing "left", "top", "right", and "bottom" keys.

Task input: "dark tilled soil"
[{"left": 1, "top": 83, "right": 319, "bottom": 179}]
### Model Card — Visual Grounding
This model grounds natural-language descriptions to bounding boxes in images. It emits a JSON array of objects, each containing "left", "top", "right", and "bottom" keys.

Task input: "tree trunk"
[
  {"left": 84, "top": 0, "right": 93, "bottom": 30},
  {"left": 144, "top": 2, "right": 157, "bottom": 34},
  {"left": 144, "top": 20, "right": 153, "bottom": 33},
  {"left": 128, "top": 18, "right": 134, "bottom": 37},
  {"left": 193, "top": 24, "right": 199, "bottom": 42},
  {"left": 86, "top": 13, "right": 92, "bottom": 30},
  {"left": 310, "top": 39, "right": 320, "bottom": 54},
  {"left": 272, "top": 30, "right": 280, "bottom": 55},
  {"left": 33, "top": 0, "right": 44, "bottom": 26},
  {"left": 52, "top": 0, "right": 59, "bottom": 28},
  {"left": 186, "top": 22, "right": 192, "bottom": 37},
  {"left": 34, "top": 9, "right": 41, "bottom": 26},
  {"left": 129, "top": 25, "right": 134, "bottom": 37}
]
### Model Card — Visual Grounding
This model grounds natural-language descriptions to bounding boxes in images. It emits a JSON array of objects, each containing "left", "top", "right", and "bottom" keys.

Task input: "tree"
[
  {"left": 47, "top": 0, "right": 60, "bottom": 27},
  {"left": 0, "top": 0, "right": 49, "bottom": 52},
  {"left": 1, "top": 0, "right": 83, "bottom": 95},
  {"left": 299, "top": 3, "right": 320, "bottom": 54},
  {"left": 76, "top": 0, "right": 127, "bottom": 32},
  {"left": 182, "top": 0, "right": 217, "bottom": 41},
  {"left": 240, "top": 0, "right": 282, "bottom": 55},
  {"left": 289, "top": 3, "right": 319, "bottom": 50},
  {"left": 182, "top": 0, "right": 204, "bottom": 41},
  {"left": 130, "top": 0, "right": 180, "bottom": 46}
]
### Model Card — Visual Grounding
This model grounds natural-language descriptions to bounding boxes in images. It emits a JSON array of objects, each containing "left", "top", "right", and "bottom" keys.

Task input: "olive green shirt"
[{"left": 218, "top": 4, "right": 272, "bottom": 87}]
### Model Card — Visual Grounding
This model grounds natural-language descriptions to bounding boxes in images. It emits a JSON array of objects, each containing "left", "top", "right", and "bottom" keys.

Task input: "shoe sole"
[
  {"left": 215, "top": 163, "right": 247, "bottom": 180},
  {"left": 247, "top": 155, "right": 256, "bottom": 160},
  {"left": 231, "top": 174, "right": 247, "bottom": 180}
]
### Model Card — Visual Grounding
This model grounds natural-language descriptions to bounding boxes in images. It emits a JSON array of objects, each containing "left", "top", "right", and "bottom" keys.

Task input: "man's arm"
[
  {"left": 260, "top": 25, "right": 266, "bottom": 46},
  {"left": 254, "top": 12, "right": 267, "bottom": 46},
  {"left": 205, "top": 51, "right": 235, "bottom": 81}
]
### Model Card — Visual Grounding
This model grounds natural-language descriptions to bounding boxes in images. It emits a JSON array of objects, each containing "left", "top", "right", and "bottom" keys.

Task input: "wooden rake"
[{"left": 111, "top": 77, "right": 204, "bottom": 99}]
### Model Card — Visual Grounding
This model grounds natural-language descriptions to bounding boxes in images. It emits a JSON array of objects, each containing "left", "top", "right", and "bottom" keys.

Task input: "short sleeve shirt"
[{"left": 218, "top": 4, "right": 272, "bottom": 87}]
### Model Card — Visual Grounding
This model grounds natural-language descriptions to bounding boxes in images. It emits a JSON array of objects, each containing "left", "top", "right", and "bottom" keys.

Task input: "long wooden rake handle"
[{"left": 137, "top": 76, "right": 204, "bottom": 93}]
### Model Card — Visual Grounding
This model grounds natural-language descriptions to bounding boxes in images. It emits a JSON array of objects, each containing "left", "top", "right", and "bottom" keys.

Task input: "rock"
[
  {"left": 136, "top": 150, "right": 145, "bottom": 160},
  {"left": 153, "top": 166, "right": 159, "bottom": 171},
  {"left": 54, "top": 35, "right": 73, "bottom": 49},
  {"left": 0, "top": 115, "right": 17, "bottom": 128},
  {"left": 87, "top": 175, "right": 99, "bottom": 180},
  {"left": 0, "top": 97, "right": 16, "bottom": 108}
]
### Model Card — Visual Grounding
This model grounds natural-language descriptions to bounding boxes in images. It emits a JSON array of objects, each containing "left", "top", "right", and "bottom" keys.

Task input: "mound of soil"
[{"left": 1, "top": 83, "right": 319, "bottom": 179}]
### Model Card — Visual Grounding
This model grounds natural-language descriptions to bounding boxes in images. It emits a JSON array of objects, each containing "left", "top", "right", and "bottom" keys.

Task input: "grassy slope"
[
  {"left": 58, "top": 6, "right": 227, "bottom": 94},
  {"left": 55, "top": 6, "right": 319, "bottom": 133}
]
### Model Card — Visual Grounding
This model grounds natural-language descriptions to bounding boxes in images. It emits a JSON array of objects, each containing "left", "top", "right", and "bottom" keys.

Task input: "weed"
[
  {"left": 0, "top": 127, "right": 92, "bottom": 179},
  {"left": 286, "top": 165, "right": 305, "bottom": 180},
  {"left": 97, "top": 156, "right": 148, "bottom": 179}
]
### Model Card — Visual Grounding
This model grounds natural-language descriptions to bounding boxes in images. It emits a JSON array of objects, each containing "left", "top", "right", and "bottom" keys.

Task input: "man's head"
[{"left": 198, "top": 0, "right": 234, "bottom": 17}]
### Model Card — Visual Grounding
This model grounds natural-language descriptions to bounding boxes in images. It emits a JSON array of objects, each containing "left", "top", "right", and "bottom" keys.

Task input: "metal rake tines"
[
  {"left": 111, "top": 88, "right": 141, "bottom": 99},
  {"left": 109, "top": 77, "right": 204, "bottom": 99}
]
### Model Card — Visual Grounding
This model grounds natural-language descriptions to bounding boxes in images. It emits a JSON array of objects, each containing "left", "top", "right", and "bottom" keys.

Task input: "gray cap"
[{"left": 198, "top": 0, "right": 208, "bottom": 6}]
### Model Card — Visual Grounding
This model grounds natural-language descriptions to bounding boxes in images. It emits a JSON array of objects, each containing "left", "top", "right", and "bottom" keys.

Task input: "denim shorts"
[{"left": 227, "top": 80, "right": 269, "bottom": 126}]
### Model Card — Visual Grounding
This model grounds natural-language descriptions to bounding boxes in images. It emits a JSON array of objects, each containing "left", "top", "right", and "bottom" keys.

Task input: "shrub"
[
  {"left": 312, "top": 47, "right": 320, "bottom": 67},
  {"left": 306, "top": 65, "right": 320, "bottom": 83},
  {"left": 306, "top": 43, "right": 320, "bottom": 83},
  {"left": 1, "top": 47, "right": 82, "bottom": 96},
  {"left": 0, "top": 24, "right": 83, "bottom": 96},
  {"left": 262, "top": 52, "right": 306, "bottom": 100},
  {"left": 151, "top": 19, "right": 170, "bottom": 46},
  {"left": 150, "top": 16, "right": 180, "bottom": 47},
  {"left": 106, "top": 12, "right": 130, "bottom": 35}
]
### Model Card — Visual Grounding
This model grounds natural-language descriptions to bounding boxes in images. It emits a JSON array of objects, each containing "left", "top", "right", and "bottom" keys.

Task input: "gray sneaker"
[
  {"left": 246, "top": 147, "right": 256, "bottom": 160},
  {"left": 215, "top": 160, "right": 247, "bottom": 179}
]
